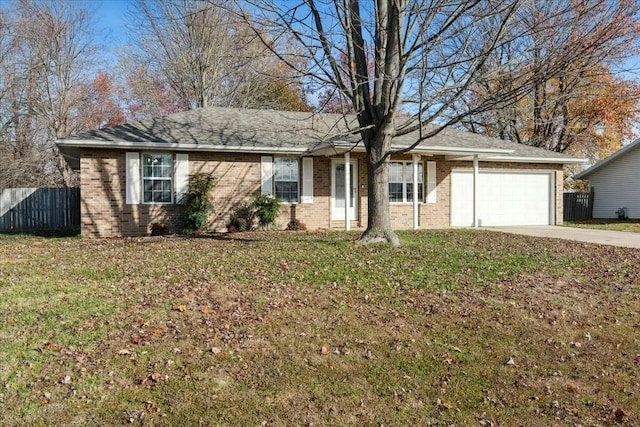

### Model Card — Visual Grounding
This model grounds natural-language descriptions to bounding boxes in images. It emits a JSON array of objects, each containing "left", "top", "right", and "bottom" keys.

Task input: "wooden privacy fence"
[
  {"left": 0, "top": 187, "right": 80, "bottom": 232},
  {"left": 563, "top": 190, "right": 594, "bottom": 221}
]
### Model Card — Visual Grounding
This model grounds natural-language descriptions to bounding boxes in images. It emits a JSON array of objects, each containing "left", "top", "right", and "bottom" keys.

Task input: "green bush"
[
  {"left": 251, "top": 194, "right": 281, "bottom": 228},
  {"left": 182, "top": 173, "right": 216, "bottom": 234}
]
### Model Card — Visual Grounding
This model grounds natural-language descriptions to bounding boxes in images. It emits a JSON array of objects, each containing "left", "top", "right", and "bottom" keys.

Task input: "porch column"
[
  {"left": 344, "top": 151, "right": 350, "bottom": 231},
  {"left": 412, "top": 154, "right": 420, "bottom": 229},
  {"left": 473, "top": 154, "right": 479, "bottom": 228}
]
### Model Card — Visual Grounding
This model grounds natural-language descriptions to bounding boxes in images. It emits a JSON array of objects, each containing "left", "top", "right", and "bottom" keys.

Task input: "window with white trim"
[
  {"left": 142, "top": 153, "right": 173, "bottom": 203},
  {"left": 389, "top": 161, "right": 423, "bottom": 203},
  {"left": 274, "top": 157, "right": 299, "bottom": 203}
]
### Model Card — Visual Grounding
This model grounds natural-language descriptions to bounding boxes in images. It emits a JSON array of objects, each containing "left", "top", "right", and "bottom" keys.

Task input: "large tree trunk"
[{"left": 357, "top": 132, "right": 400, "bottom": 246}]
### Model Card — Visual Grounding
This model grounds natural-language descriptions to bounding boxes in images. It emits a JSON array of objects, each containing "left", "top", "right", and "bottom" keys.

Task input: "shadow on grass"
[{"left": 0, "top": 229, "right": 80, "bottom": 238}]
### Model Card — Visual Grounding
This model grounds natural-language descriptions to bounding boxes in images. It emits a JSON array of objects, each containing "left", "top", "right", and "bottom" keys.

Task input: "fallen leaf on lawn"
[
  {"left": 211, "top": 347, "right": 221, "bottom": 355},
  {"left": 61, "top": 375, "right": 71, "bottom": 384},
  {"left": 150, "top": 373, "right": 164, "bottom": 382},
  {"left": 201, "top": 306, "right": 211, "bottom": 314},
  {"left": 46, "top": 343, "right": 61, "bottom": 352},
  {"left": 118, "top": 349, "right": 131, "bottom": 355},
  {"left": 321, "top": 346, "right": 329, "bottom": 355},
  {"left": 505, "top": 357, "right": 516, "bottom": 366},
  {"left": 173, "top": 305, "right": 187, "bottom": 313}
]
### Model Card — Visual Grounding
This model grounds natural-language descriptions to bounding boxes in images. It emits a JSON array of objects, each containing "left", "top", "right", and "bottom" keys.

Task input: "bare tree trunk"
[{"left": 358, "top": 132, "right": 399, "bottom": 246}]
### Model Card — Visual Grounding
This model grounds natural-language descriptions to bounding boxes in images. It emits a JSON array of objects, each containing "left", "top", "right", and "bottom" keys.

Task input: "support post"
[
  {"left": 473, "top": 154, "right": 479, "bottom": 228},
  {"left": 412, "top": 154, "right": 420, "bottom": 229},
  {"left": 344, "top": 151, "right": 350, "bottom": 231}
]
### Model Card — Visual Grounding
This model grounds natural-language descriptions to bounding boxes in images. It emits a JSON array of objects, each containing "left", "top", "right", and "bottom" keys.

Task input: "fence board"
[
  {"left": 0, "top": 187, "right": 80, "bottom": 232},
  {"left": 563, "top": 190, "right": 594, "bottom": 221}
]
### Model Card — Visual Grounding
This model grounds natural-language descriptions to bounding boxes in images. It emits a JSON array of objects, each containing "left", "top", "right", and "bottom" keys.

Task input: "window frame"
[
  {"left": 388, "top": 160, "right": 424, "bottom": 204},
  {"left": 141, "top": 152, "right": 174, "bottom": 205},
  {"left": 273, "top": 156, "right": 300, "bottom": 204}
]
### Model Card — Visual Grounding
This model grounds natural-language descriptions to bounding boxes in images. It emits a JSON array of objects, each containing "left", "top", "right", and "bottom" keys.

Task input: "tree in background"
[
  {"left": 237, "top": 0, "right": 639, "bottom": 245},
  {"left": 457, "top": 1, "right": 640, "bottom": 164},
  {"left": 0, "top": 0, "right": 104, "bottom": 187},
  {"left": 121, "top": 0, "right": 308, "bottom": 119}
]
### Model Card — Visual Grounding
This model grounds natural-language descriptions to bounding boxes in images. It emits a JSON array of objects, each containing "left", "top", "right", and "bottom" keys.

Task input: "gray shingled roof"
[
  {"left": 69, "top": 108, "right": 358, "bottom": 149},
  {"left": 62, "top": 106, "right": 580, "bottom": 162}
]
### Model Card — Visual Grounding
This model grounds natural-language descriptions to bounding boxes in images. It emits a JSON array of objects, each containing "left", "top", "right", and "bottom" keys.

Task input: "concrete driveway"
[{"left": 488, "top": 225, "right": 640, "bottom": 249}]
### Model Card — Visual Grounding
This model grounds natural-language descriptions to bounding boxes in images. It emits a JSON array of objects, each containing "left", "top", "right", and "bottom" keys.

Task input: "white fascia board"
[
  {"left": 485, "top": 155, "right": 586, "bottom": 164},
  {"left": 314, "top": 140, "right": 514, "bottom": 157},
  {"left": 55, "top": 139, "right": 309, "bottom": 154}
]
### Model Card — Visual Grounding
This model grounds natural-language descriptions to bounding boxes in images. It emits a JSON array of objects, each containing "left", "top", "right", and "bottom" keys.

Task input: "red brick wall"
[{"left": 80, "top": 149, "right": 564, "bottom": 237}]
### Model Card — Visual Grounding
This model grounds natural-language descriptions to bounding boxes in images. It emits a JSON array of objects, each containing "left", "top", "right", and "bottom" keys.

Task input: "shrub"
[
  {"left": 226, "top": 204, "right": 255, "bottom": 233},
  {"left": 182, "top": 173, "right": 216, "bottom": 234},
  {"left": 251, "top": 194, "right": 281, "bottom": 228},
  {"left": 286, "top": 219, "right": 307, "bottom": 231},
  {"left": 150, "top": 223, "right": 169, "bottom": 236}
]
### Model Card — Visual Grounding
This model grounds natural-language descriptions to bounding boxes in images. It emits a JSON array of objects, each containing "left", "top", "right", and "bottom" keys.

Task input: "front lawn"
[
  {"left": 564, "top": 219, "right": 640, "bottom": 233},
  {"left": 1, "top": 230, "right": 638, "bottom": 426}
]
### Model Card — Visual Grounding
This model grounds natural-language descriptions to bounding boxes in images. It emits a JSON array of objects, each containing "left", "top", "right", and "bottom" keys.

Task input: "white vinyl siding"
[
  {"left": 126, "top": 152, "right": 141, "bottom": 205},
  {"left": 587, "top": 145, "right": 640, "bottom": 219}
]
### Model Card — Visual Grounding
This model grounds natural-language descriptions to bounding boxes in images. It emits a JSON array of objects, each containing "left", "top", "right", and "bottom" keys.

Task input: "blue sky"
[{"left": 94, "top": 0, "right": 131, "bottom": 47}]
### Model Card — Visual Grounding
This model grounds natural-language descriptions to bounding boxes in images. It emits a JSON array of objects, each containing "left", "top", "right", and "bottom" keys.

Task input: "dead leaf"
[
  {"left": 321, "top": 346, "right": 329, "bottom": 355},
  {"left": 211, "top": 347, "right": 221, "bottom": 355},
  {"left": 201, "top": 306, "right": 211, "bottom": 314},
  {"left": 505, "top": 356, "right": 516, "bottom": 366},
  {"left": 173, "top": 305, "right": 187, "bottom": 313},
  {"left": 150, "top": 373, "right": 164, "bottom": 382},
  {"left": 118, "top": 349, "right": 131, "bottom": 355},
  {"left": 61, "top": 375, "right": 71, "bottom": 384}
]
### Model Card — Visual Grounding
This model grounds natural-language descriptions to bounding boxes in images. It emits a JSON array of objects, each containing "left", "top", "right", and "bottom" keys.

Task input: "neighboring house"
[
  {"left": 575, "top": 138, "right": 640, "bottom": 219},
  {"left": 56, "top": 107, "right": 584, "bottom": 238}
]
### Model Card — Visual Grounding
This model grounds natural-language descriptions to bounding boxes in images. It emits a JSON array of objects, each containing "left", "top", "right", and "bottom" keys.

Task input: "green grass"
[
  {"left": 564, "top": 219, "right": 640, "bottom": 233},
  {"left": 0, "top": 230, "right": 638, "bottom": 426}
]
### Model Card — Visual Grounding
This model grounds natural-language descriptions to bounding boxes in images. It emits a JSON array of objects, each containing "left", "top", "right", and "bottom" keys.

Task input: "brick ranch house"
[{"left": 56, "top": 107, "right": 584, "bottom": 238}]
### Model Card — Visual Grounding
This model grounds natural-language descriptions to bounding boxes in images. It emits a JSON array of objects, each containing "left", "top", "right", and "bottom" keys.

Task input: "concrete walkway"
[{"left": 488, "top": 225, "right": 640, "bottom": 249}]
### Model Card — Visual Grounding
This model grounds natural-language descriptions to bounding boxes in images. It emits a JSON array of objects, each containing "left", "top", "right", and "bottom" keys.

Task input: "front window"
[
  {"left": 389, "top": 161, "right": 423, "bottom": 203},
  {"left": 274, "top": 157, "right": 299, "bottom": 203},
  {"left": 143, "top": 153, "right": 173, "bottom": 203}
]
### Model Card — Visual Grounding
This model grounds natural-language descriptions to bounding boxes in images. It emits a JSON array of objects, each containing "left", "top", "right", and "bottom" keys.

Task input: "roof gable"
[{"left": 575, "top": 138, "right": 640, "bottom": 180}]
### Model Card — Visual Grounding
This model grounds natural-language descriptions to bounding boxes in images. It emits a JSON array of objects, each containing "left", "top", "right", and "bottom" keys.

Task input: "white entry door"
[{"left": 331, "top": 160, "right": 358, "bottom": 221}]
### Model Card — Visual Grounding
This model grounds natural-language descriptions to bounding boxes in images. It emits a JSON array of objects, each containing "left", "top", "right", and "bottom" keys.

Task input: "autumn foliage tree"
[
  {"left": 458, "top": 1, "right": 640, "bottom": 165},
  {"left": 238, "top": 0, "right": 640, "bottom": 245}
]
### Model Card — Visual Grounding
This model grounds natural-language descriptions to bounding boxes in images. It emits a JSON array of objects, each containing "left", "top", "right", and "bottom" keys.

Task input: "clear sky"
[{"left": 94, "top": 0, "right": 131, "bottom": 47}]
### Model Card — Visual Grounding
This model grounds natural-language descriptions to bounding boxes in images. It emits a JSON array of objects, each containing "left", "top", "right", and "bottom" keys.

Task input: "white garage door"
[{"left": 451, "top": 170, "right": 553, "bottom": 226}]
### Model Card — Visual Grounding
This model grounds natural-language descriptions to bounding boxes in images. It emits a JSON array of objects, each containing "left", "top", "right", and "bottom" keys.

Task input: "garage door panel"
[{"left": 451, "top": 171, "right": 552, "bottom": 226}]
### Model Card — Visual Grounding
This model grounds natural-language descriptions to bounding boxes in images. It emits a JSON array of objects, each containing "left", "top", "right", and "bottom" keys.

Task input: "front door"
[{"left": 331, "top": 159, "right": 358, "bottom": 221}]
